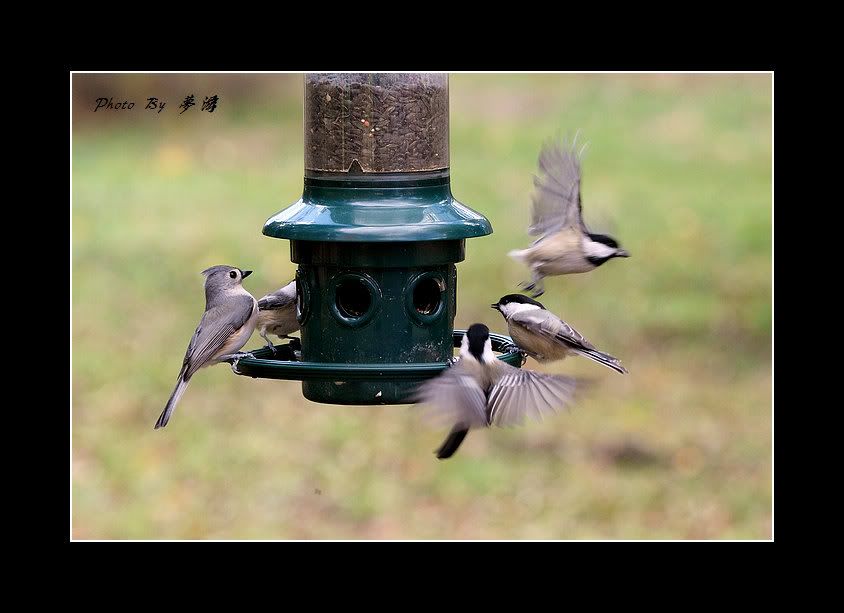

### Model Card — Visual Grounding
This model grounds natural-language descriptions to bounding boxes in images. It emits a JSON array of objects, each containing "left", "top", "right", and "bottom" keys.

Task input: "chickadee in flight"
[
  {"left": 155, "top": 265, "right": 258, "bottom": 430},
  {"left": 256, "top": 280, "right": 299, "bottom": 354},
  {"left": 413, "top": 323, "right": 580, "bottom": 460},
  {"left": 509, "top": 134, "right": 630, "bottom": 297},
  {"left": 492, "top": 294, "right": 627, "bottom": 374}
]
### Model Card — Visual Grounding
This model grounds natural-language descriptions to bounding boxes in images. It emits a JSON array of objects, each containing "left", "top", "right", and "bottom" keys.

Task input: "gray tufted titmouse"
[
  {"left": 508, "top": 134, "right": 629, "bottom": 297},
  {"left": 256, "top": 280, "right": 299, "bottom": 354},
  {"left": 154, "top": 265, "right": 258, "bottom": 430}
]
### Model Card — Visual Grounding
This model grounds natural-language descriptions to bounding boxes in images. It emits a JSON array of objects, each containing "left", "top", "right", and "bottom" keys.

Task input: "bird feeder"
[{"left": 233, "top": 73, "right": 523, "bottom": 403}]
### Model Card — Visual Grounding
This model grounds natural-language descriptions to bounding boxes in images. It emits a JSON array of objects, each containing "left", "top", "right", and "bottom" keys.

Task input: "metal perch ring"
[{"left": 227, "top": 330, "right": 524, "bottom": 381}]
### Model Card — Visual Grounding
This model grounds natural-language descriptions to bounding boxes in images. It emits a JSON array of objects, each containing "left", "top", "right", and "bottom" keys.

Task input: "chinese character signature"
[{"left": 179, "top": 94, "right": 196, "bottom": 114}]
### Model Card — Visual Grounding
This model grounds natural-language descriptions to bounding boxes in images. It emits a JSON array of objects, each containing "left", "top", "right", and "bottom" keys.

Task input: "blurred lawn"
[{"left": 72, "top": 73, "right": 772, "bottom": 539}]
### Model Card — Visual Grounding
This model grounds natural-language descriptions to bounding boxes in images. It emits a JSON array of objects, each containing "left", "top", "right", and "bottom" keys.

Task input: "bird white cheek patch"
[
  {"left": 500, "top": 303, "right": 541, "bottom": 318},
  {"left": 482, "top": 339, "right": 497, "bottom": 363},
  {"left": 583, "top": 240, "right": 616, "bottom": 259}
]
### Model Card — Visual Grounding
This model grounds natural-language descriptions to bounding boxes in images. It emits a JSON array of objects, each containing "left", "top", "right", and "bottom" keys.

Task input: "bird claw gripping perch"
[
  {"left": 502, "top": 346, "right": 528, "bottom": 367},
  {"left": 223, "top": 352, "right": 256, "bottom": 374}
]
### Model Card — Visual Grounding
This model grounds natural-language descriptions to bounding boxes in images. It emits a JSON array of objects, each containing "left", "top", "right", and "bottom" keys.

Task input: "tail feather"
[
  {"left": 155, "top": 376, "right": 191, "bottom": 429},
  {"left": 574, "top": 349, "right": 628, "bottom": 375},
  {"left": 508, "top": 249, "right": 528, "bottom": 263},
  {"left": 436, "top": 427, "right": 470, "bottom": 459}
]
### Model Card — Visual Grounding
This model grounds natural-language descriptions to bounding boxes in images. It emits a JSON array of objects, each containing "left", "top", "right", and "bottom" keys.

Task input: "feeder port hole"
[{"left": 328, "top": 272, "right": 381, "bottom": 328}]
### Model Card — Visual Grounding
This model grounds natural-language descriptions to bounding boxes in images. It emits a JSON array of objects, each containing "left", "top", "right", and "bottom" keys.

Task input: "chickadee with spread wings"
[
  {"left": 413, "top": 323, "right": 580, "bottom": 460},
  {"left": 256, "top": 280, "right": 299, "bottom": 354},
  {"left": 155, "top": 265, "right": 258, "bottom": 430},
  {"left": 509, "top": 134, "right": 630, "bottom": 297},
  {"left": 492, "top": 294, "right": 627, "bottom": 374}
]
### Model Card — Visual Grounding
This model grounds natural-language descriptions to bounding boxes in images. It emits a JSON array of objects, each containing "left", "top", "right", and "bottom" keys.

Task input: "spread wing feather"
[
  {"left": 487, "top": 364, "right": 578, "bottom": 427},
  {"left": 412, "top": 362, "right": 489, "bottom": 429},
  {"left": 528, "top": 136, "right": 589, "bottom": 238}
]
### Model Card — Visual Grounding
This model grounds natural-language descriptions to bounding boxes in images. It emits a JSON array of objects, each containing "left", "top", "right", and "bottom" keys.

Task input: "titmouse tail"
[
  {"left": 573, "top": 348, "right": 628, "bottom": 375},
  {"left": 436, "top": 426, "right": 470, "bottom": 459},
  {"left": 155, "top": 375, "right": 191, "bottom": 429}
]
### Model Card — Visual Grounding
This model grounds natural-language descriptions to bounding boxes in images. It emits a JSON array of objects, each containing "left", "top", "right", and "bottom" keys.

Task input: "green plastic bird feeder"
[{"left": 232, "top": 73, "right": 523, "bottom": 404}]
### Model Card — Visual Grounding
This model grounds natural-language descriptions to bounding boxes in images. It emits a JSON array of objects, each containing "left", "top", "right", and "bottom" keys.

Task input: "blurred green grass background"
[{"left": 72, "top": 73, "right": 772, "bottom": 539}]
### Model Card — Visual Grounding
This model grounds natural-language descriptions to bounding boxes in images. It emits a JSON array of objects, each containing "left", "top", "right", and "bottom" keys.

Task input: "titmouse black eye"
[{"left": 229, "top": 270, "right": 237, "bottom": 279}]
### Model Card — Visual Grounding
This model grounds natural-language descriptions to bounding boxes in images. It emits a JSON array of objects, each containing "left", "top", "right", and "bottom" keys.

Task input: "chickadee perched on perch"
[
  {"left": 492, "top": 293, "right": 627, "bottom": 374},
  {"left": 155, "top": 265, "right": 258, "bottom": 430},
  {"left": 509, "top": 134, "right": 630, "bottom": 297},
  {"left": 256, "top": 280, "right": 299, "bottom": 354},
  {"left": 413, "top": 323, "right": 581, "bottom": 460}
]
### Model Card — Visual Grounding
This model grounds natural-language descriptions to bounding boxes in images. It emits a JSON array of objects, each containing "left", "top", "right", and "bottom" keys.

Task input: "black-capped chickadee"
[
  {"left": 491, "top": 293, "right": 627, "bottom": 374},
  {"left": 413, "top": 323, "right": 580, "bottom": 460},
  {"left": 155, "top": 265, "right": 258, "bottom": 430},
  {"left": 256, "top": 280, "right": 299, "bottom": 354},
  {"left": 509, "top": 135, "right": 630, "bottom": 297}
]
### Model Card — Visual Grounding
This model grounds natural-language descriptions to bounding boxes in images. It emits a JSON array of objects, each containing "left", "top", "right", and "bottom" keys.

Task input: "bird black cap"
[
  {"left": 492, "top": 294, "right": 546, "bottom": 310},
  {"left": 466, "top": 323, "right": 490, "bottom": 361}
]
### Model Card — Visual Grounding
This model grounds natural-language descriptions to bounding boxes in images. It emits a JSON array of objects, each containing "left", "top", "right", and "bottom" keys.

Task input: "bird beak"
[
  {"left": 615, "top": 250, "right": 630, "bottom": 258},
  {"left": 490, "top": 303, "right": 500, "bottom": 310},
  {"left": 242, "top": 270, "right": 253, "bottom": 278}
]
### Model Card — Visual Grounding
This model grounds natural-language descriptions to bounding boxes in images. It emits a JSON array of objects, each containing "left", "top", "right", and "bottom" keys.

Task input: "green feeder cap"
[{"left": 263, "top": 174, "right": 492, "bottom": 242}]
